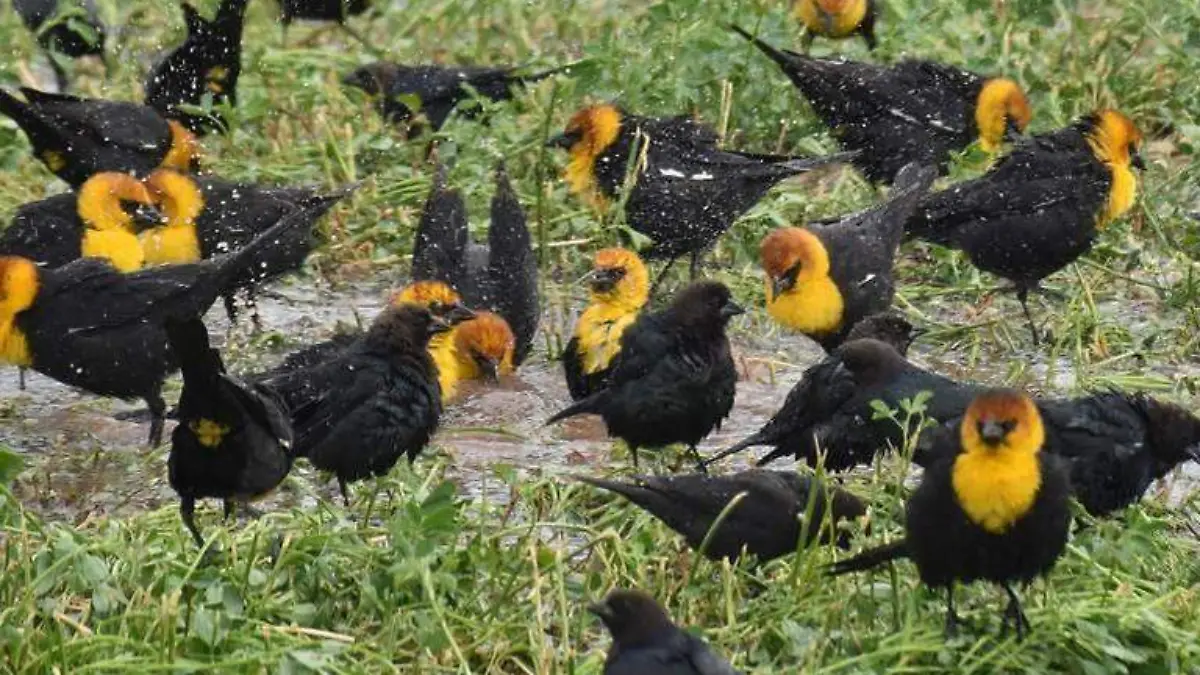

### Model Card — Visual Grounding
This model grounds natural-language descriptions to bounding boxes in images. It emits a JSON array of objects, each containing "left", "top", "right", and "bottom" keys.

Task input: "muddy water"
[{"left": 1, "top": 275, "right": 1196, "bottom": 524}]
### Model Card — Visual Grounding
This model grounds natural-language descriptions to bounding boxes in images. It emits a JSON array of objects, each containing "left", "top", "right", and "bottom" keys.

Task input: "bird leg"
[
  {"left": 338, "top": 476, "right": 352, "bottom": 507},
  {"left": 647, "top": 255, "right": 682, "bottom": 300},
  {"left": 944, "top": 586, "right": 962, "bottom": 638},
  {"left": 146, "top": 392, "right": 167, "bottom": 448},
  {"left": 688, "top": 444, "right": 708, "bottom": 474},
  {"left": 223, "top": 500, "right": 236, "bottom": 521},
  {"left": 180, "top": 497, "right": 205, "bottom": 548},
  {"left": 1000, "top": 584, "right": 1030, "bottom": 641},
  {"left": 688, "top": 251, "right": 702, "bottom": 281},
  {"left": 1015, "top": 287, "right": 1039, "bottom": 346},
  {"left": 18, "top": 367, "right": 26, "bottom": 391}
]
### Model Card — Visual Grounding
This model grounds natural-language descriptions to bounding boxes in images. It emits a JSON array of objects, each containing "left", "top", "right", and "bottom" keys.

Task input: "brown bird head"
[
  {"left": 669, "top": 280, "right": 744, "bottom": 330},
  {"left": 0, "top": 256, "right": 40, "bottom": 317},
  {"left": 453, "top": 311, "right": 515, "bottom": 382},
  {"left": 960, "top": 389, "right": 1044, "bottom": 456},
  {"left": 368, "top": 303, "right": 472, "bottom": 354},
  {"left": 760, "top": 227, "right": 830, "bottom": 299},
  {"left": 588, "top": 589, "right": 677, "bottom": 649},
  {"left": 585, "top": 247, "right": 650, "bottom": 307},
  {"left": 975, "top": 78, "right": 1032, "bottom": 152},
  {"left": 844, "top": 313, "right": 922, "bottom": 356},
  {"left": 833, "top": 338, "right": 908, "bottom": 386},
  {"left": 342, "top": 63, "right": 399, "bottom": 96}
]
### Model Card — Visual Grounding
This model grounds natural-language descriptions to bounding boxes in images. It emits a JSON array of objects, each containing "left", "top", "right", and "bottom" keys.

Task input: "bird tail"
[
  {"left": 701, "top": 432, "right": 768, "bottom": 468},
  {"left": 778, "top": 149, "right": 861, "bottom": 175},
  {"left": 545, "top": 393, "right": 604, "bottom": 426},
  {"left": 0, "top": 89, "right": 48, "bottom": 139},
  {"left": 208, "top": 197, "right": 342, "bottom": 296},
  {"left": 216, "top": 0, "right": 251, "bottom": 24},
  {"left": 412, "top": 161, "right": 468, "bottom": 285},
  {"left": 516, "top": 62, "right": 579, "bottom": 84},
  {"left": 827, "top": 540, "right": 909, "bottom": 576},
  {"left": 164, "top": 316, "right": 224, "bottom": 386},
  {"left": 488, "top": 161, "right": 538, "bottom": 365},
  {"left": 729, "top": 24, "right": 806, "bottom": 72},
  {"left": 574, "top": 474, "right": 646, "bottom": 499},
  {"left": 877, "top": 162, "right": 937, "bottom": 252}
]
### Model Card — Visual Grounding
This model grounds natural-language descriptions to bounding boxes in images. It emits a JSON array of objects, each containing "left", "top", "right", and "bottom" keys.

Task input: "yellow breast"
[
  {"left": 428, "top": 332, "right": 460, "bottom": 402},
  {"left": 576, "top": 304, "right": 637, "bottom": 374},
  {"left": 765, "top": 276, "right": 845, "bottom": 336},
  {"left": 82, "top": 229, "right": 145, "bottom": 272},
  {"left": 0, "top": 320, "right": 31, "bottom": 367},
  {"left": 794, "top": 0, "right": 868, "bottom": 37},
  {"left": 141, "top": 225, "right": 202, "bottom": 265},
  {"left": 1102, "top": 163, "right": 1137, "bottom": 225},
  {"left": 951, "top": 451, "right": 1042, "bottom": 534}
]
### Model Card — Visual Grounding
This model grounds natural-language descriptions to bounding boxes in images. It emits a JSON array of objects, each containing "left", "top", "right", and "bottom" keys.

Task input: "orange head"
[
  {"left": 960, "top": 389, "right": 1045, "bottom": 457},
  {"left": 760, "top": 227, "right": 831, "bottom": 297},
  {"left": 1084, "top": 109, "right": 1144, "bottom": 169},
  {"left": 453, "top": 311, "right": 516, "bottom": 382},
  {"left": 391, "top": 281, "right": 464, "bottom": 315},
  {"left": 975, "top": 78, "right": 1033, "bottom": 152},
  {"left": 0, "top": 257, "right": 40, "bottom": 316},
  {"left": 547, "top": 104, "right": 624, "bottom": 201},
  {"left": 587, "top": 247, "right": 649, "bottom": 307}
]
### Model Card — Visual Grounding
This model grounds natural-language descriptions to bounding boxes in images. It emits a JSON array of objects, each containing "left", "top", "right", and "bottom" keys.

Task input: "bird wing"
[
  {"left": 483, "top": 163, "right": 538, "bottom": 364},
  {"left": 23, "top": 88, "right": 171, "bottom": 154},
  {"left": 411, "top": 163, "right": 468, "bottom": 287}
]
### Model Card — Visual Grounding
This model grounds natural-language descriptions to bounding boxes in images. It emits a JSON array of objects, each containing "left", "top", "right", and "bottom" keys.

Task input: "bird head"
[
  {"left": 1083, "top": 109, "right": 1145, "bottom": 170},
  {"left": 145, "top": 169, "right": 204, "bottom": 228},
  {"left": 760, "top": 227, "right": 830, "bottom": 300},
  {"left": 669, "top": 280, "right": 744, "bottom": 329},
  {"left": 391, "top": 280, "right": 464, "bottom": 314},
  {"left": 547, "top": 104, "right": 624, "bottom": 201},
  {"left": 975, "top": 78, "right": 1032, "bottom": 152},
  {"left": 584, "top": 247, "right": 650, "bottom": 307},
  {"left": 453, "top": 311, "right": 515, "bottom": 382},
  {"left": 76, "top": 172, "right": 155, "bottom": 231},
  {"left": 162, "top": 120, "right": 202, "bottom": 174},
  {"left": 0, "top": 257, "right": 39, "bottom": 317},
  {"left": 833, "top": 338, "right": 908, "bottom": 386},
  {"left": 588, "top": 589, "right": 677, "bottom": 649},
  {"left": 844, "top": 313, "right": 922, "bottom": 356},
  {"left": 342, "top": 63, "right": 396, "bottom": 96},
  {"left": 960, "top": 389, "right": 1045, "bottom": 457},
  {"left": 369, "top": 303, "right": 472, "bottom": 353}
]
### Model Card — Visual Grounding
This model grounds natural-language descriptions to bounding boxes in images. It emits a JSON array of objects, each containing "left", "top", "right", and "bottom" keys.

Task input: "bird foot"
[{"left": 1000, "top": 596, "right": 1031, "bottom": 641}]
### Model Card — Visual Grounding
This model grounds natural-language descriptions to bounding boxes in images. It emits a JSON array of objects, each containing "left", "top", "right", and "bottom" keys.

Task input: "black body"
[
  {"left": 165, "top": 316, "right": 293, "bottom": 547},
  {"left": 577, "top": 469, "right": 866, "bottom": 562},
  {"left": 546, "top": 282, "right": 741, "bottom": 467},
  {"left": 145, "top": 0, "right": 248, "bottom": 135},
  {"left": 0, "top": 191, "right": 88, "bottom": 265},
  {"left": 15, "top": 0, "right": 104, "bottom": 58},
  {"left": 279, "top": 0, "right": 369, "bottom": 22}
]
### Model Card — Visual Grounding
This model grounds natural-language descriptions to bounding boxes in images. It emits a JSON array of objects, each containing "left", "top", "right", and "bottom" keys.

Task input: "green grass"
[{"left": 2, "top": 0, "right": 1200, "bottom": 672}]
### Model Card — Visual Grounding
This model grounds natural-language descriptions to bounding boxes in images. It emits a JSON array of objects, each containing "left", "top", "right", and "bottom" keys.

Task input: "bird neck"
[
  {"left": 765, "top": 273, "right": 844, "bottom": 336},
  {"left": 576, "top": 300, "right": 641, "bottom": 374},
  {"left": 81, "top": 229, "right": 145, "bottom": 272},
  {"left": 428, "top": 332, "right": 460, "bottom": 402},
  {"left": 951, "top": 449, "right": 1042, "bottom": 534},
  {"left": 1085, "top": 126, "right": 1138, "bottom": 226}
]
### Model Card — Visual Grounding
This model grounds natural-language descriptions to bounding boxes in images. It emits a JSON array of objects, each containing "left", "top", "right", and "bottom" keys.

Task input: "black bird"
[
  {"left": 144, "top": 0, "right": 249, "bottom": 135},
  {"left": 13, "top": 0, "right": 106, "bottom": 90},
  {"left": 829, "top": 389, "right": 1072, "bottom": 640},
  {"left": 411, "top": 162, "right": 539, "bottom": 364},
  {"left": 731, "top": 25, "right": 1032, "bottom": 184},
  {"left": 548, "top": 103, "right": 854, "bottom": 290},
  {"left": 343, "top": 62, "right": 570, "bottom": 137},
  {"left": 905, "top": 109, "right": 1144, "bottom": 342},
  {"left": 0, "top": 204, "right": 323, "bottom": 446},
  {"left": 279, "top": 0, "right": 370, "bottom": 23},
  {"left": 589, "top": 589, "right": 742, "bottom": 675},
  {"left": 921, "top": 390, "right": 1200, "bottom": 518},
  {"left": 842, "top": 311, "right": 921, "bottom": 351},
  {"left": 261, "top": 303, "right": 473, "bottom": 504},
  {"left": 546, "top": 281, "right": 743, "bottom": 468},
  {"left": 759, "top": 163, "right": 935, "bottom": 350},
  {"left": 704, "top": 338, "right": 977, "bottom": 470},
  {"left": 165, "top": 316, "right": 292, "bottom": 548},
  {"left": 577, "top": 469, "right": 866, "bottom": 562},
  {"left": 0, "top": 86, "right": 199, "bottom": 187}
]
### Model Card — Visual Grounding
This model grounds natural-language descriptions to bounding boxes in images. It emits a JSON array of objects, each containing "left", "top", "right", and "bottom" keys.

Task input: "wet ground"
[{"left": 1, "top": 273, "right": 1196, "bottom": 525}]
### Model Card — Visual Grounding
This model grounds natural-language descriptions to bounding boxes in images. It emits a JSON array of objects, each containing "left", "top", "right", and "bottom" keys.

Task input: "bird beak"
[
  {"left": 979, "top": 420, "right": 1007, "bottom": 446},
  {"left": 771, "top": 274, "right": 794, "bottom": 299},
  {"left": 546, "top": 130, "right": 580, "bottom": 149},
  {"left": 909, "top": 325, "right": 929, "bottom": 341},
  {"left": 1004, "top": 118, "right": 1024, "bottom": 143},
  {"left": 584, "top": 268, "right": 623, "bottom": 293},
  {"left": 444, "top": 304, "right": 476, "bottom": 326},
  {"left": 720, "top": 301, "right": 746, "bottom": 319},
  {"left": 428, "top": 316, "right": 455, "bottom": 336},
  {"left": 587, "top": 600, "right": 613, "bottom": 622},
  {"left": 477, "top": 356, "right": 501, "bottom": 383},
  {"left": 1131, "top": 149, "right": 1147, "bottom": 170}
]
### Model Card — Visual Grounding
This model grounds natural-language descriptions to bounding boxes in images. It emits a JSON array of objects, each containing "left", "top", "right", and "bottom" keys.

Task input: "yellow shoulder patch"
[{"left": 189, "top": 418, "right": 230, "bottom": 448}]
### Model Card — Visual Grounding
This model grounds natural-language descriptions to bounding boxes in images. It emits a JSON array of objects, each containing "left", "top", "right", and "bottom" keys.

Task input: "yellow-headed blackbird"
[
  {"left": 343, "top": 62, "right": 570, "bottom": 137},
  {"left": 761, "top": 162, "right": 935, "bottom": 350},
  {"left": 411, "top": 162, "right": 539, "bottom": 364},
  {"left": 0, "top": 87, "right": 200, "bottom": 187},
  {"left": 144, "top": 0, "right": 248, "bottom": 135},
  {"left": 577, "top": 469, "right": 865, "bottom": 562},
  {"left": 0, "top": 172, "right": 155, "bottom": 272},
  {"left": 921, "top": 390, "right": 1200, "bottom": 518},
  {"left": 563, "top": 247, "right": 650, "bottom": 401},
  {"left": 443, "top": 311, "right": 515, "bottom": 394},
  {"left": 140, "top": 168, "right": 355, "bottom": 321},
  {"left": 0, "top": 205, "right": 320, "bottom": 446},
  {"left": 165, "top": 316, "right": 292, "bottom": 548},
  {"left": 262, "top": 303, "right": 472, "bottom": 504},
  {"left": 14, "top": 0, "right": 106, "bottom": 89},
  {"left": 793, "top": 0, "right": 877, "bottom": 50},
  {"left": 547, "top": 103, "right": 855, "bottom": 289},
  {"left": 280, "top": 0, "right": 369, "bottom": 23},
  {"left": 731, "top": 25, "right": 1032, "bottom": 184},
  {"left": 704, "top": 338, "right": 974, "bottom": 470},
  {"left": 905, "top": 110, "right": 1144, "bottom": 342},
  {"left": 589, "top": 589, "right": 741, "bottom": 675},
  {"left": 830, "top": 389, "right": 1071, "bottom": 640},
  {"left": 546, "top": 281, "right": 743, "bottom": 469}
]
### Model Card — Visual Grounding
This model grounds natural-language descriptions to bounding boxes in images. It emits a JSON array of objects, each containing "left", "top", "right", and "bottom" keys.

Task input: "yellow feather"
[
  {"left": 766, "top": 276, "right": 845, "bottom": 336},
  {"left": 82, "top": 229, "right": 144, "bottom": 272},
  {"left": 577, "top": 305, "right": 639, "bottom": 374},
  {"left": 793, "top": 0, "right": 869, "bottom": 37},
  {"left": 141, "top": 225, "right": 201, "bottom": 265},
  {"left": 429, "top": 332, "right": 461, "bottom": 402},
  {"left": 564, "top": 105, "right": 622, "bottom": 210},
  {"left": 0, "top": 258, "right": 37, "bottom": 367},
  {"left": 951, "top": 394, "right": 1045, "bottom": 534},
  {"left": 189, "top": 419, "right": 230, "bottom": 448}
]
